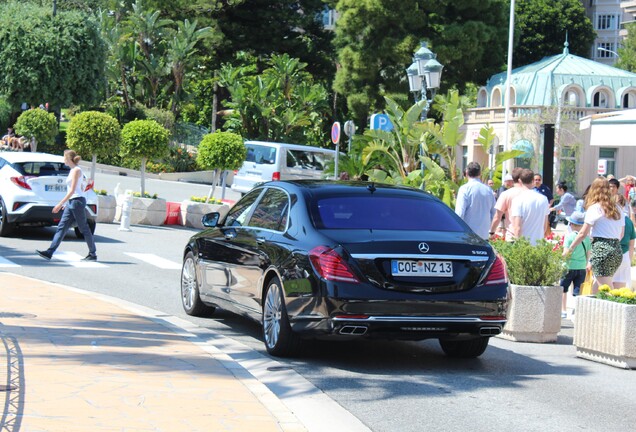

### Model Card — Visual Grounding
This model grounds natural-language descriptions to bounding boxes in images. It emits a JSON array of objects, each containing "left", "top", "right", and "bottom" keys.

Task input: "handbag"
[{"left": 579, "top": 269, "right": 593, "bottom": 296}]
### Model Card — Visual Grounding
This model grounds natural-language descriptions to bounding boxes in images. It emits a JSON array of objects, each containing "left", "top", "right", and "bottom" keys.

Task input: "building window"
[
  {"left": 623, "top": 92, "right": 636, "bottom": 108},
  {"left": 597, "top": 42, "right": 617, "bottom": 58},
  {"left": 491, "top": 88, "right": 502, "bottom": 107},
  {"left": 564, "top": 90, "right": 579, "bottom": 107},
  {"left": 560, "top": 147, "right": 577, "bottom": 193},
  {"left": 599, "top": 148, "right": 617, "bottom": 177},
  {"left": 477, "top": 89, "right": 488, "bottom": 107},
  {"left": 593, "top": 90, "right": 610, "bottom": 108},
  {"left": 597, "top": 15, "right": 617, "bottom": 30}
]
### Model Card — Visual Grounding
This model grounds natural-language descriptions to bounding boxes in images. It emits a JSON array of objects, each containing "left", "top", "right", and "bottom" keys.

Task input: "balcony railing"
[{"left": 464, "top": 106, "right": 616, "bottom": 124}]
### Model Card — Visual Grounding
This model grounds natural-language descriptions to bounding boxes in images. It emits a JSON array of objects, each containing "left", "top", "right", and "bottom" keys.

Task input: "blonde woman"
[
  {"left": 563, "top": 177, "right": 624, "bottom": 293},
  {"left": 37, "top": 150, "right": 97, "bottom": 261}
]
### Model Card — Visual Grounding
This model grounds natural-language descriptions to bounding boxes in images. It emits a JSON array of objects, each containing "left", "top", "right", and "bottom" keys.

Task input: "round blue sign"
[{"left": 331, "top": 122, "right": 341, "bottom": 144}]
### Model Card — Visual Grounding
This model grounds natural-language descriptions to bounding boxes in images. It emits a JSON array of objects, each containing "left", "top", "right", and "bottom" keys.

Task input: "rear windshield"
[
  {"left": 287, "top": 149, "right": 333, "bottom": 170},
  {"left": 245, "top": 144, "right": 277, "bottom": 165},
  {"left": 313, "top": 195, "right": 465, "bottom": 232},
  {"left": 15, "top": 161, "right": 70, "bottom": 177}
]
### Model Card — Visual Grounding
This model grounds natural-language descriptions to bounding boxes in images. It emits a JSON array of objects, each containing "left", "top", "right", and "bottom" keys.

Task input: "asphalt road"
[{"left": 2, "top": 173, "right": 636, "bottom": 431}]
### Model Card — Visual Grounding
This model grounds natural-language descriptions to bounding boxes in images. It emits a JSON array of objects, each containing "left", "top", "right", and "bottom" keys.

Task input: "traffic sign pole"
[{"left": 331, "top": 122, "right": 341, "bottom": 180}]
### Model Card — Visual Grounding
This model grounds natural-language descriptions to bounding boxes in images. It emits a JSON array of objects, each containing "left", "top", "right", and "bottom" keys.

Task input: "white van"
[{"left": 231, "top": 141, "right": 336, "bottom": 194}]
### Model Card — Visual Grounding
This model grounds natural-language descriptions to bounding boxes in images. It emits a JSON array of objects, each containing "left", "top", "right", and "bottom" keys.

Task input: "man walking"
[
  {"left": 455, "top": 162, "right": 495, "bottom": 239},
  {"left": 489, "top": 168, "right": 524, "bottom": 240},
  {"left": 511, "top": 169, "right": 550, "bottom": 245}
]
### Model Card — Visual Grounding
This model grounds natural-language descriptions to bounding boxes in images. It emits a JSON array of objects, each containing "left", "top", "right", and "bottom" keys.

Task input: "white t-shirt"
[
  {"left": 584, "top": 203, "right": 624, "bottom": 239},
  {"left": 510, "top": 189, "right": 550, "bottom": 245}
]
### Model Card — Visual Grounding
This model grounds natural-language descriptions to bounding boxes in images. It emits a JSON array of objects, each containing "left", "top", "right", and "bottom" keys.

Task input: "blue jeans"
[{"left": 47, "top": 197, "right": 96, "bottom": 255}]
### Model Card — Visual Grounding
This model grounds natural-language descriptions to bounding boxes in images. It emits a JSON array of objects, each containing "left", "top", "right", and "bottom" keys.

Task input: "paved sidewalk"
[{"left": 0, "top": 273, "right": 305, "bottom": 432}]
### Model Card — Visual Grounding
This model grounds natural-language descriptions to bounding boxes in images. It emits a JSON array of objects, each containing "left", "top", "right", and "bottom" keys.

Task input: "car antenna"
[{"left": 367, "top": 182, "right": 376, "bottom": 193}]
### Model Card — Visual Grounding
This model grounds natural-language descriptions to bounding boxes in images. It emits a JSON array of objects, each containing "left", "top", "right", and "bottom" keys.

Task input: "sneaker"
[
  {"left": 561, "top": 311, "right": 567, "bottom": 318},
  {"left": 82, "top": 253, "right": 97, "bottom": 261},
  {"left": 36, "top": 250, "right": 52, "bottom": 260}
]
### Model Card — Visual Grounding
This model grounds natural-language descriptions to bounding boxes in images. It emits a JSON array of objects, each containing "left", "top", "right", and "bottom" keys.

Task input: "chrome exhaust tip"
[
  {"left": 479, "top": 326, "right": 501, "bottom": 336},
  {"left": 339, "top": 325, "right": 368, "bottom": 335}
]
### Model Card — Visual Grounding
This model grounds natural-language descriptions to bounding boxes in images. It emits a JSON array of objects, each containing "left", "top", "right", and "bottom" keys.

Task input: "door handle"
[
  {"left": 256, "top": 237, "right": 266, "bottom": 244},
  {"left": 224, "top": 232, "right": 236, "bottom": 240}
]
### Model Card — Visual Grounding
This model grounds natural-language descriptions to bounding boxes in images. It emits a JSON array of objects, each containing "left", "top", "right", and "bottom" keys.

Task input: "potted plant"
[
  {"left": 114, "top": 191, "right": 167, "bottom": 226},
  {"left": 180, "top": 196, "right": 230, "bottom": 229},
  {"left": 95, "top": 189, "right": 117, "bottom": 223},
  {"left": 491, "top": 238, "right": 566, "bottom": 343},
  {"left": 574, "top": 285, "right": 636, "bottom": 369}
]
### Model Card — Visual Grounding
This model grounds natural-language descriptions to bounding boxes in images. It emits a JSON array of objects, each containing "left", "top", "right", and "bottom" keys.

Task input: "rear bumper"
[
  {"left": 288, "top": 298, "right": 509, "bottom": 341},
  {"left": 7, "top": 204, "right": 96, "bottom": 226}
]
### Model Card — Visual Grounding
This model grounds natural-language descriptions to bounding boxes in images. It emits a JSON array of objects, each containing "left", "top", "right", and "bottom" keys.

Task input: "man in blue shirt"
[
  {"left": 455, "top": 162, "right": 496, "bottom": 239},
  {"left": 534, "top": 173, "right": 555, "bottom": 235}
]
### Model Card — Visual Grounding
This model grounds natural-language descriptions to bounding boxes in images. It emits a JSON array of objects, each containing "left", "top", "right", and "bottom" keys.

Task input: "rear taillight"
[
  {"left": 84, "top": 179, "right": 94, "bottom": 192},
  {"left": 483, "top": 255, "right": 508, "bottom": 285},
  {"left": 87, "top": 204, "right": 97, "bottom": 214},
  {"left": 10, "top": 176, "right": 32, "bottom": 190},
  {"left": 309, "top": 246, "right": 359, "bottom": 283},
  {"left": 272, "top": 171, "right": 281, "bottom": 181}
]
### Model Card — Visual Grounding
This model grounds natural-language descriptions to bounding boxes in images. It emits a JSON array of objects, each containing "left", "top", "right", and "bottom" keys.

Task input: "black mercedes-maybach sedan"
[{"left": 181, "top": 180, "right": 509, "bottom": 358}]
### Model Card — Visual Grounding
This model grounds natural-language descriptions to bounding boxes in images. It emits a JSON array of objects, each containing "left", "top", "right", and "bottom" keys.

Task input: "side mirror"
[{"left": 201, "top": 212, "right": 220, "bottom": 227}]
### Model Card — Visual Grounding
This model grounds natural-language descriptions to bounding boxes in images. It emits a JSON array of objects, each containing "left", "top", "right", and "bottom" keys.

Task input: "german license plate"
[
  {"left": 45, "top": 184, "right": 66, "bottom": 192},
  {"left": 391, "top": 260, "right": 453, "bottom": 277}
]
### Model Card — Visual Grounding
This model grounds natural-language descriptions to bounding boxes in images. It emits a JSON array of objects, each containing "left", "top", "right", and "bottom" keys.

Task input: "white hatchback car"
[{"left": 0, "top": 151, "right": 98, "bottom": 237}]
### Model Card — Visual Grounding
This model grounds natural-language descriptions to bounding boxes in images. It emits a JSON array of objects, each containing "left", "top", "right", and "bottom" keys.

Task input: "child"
[{"left": 560, "top": 211, "right": 591, "bottom": 318}]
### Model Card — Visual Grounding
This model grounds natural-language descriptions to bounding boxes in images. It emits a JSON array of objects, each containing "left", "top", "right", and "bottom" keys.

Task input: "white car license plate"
[
  {"left": 45, "top": 184, "right": 66, "bottom": 192},
  {"left": 391, "top": 260, "right": 453, "bottom": 277}
]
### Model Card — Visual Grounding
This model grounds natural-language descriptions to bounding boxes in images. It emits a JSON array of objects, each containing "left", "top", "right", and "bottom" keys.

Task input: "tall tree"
[
  {"left": 214, "top": 0, "right": 334, "bottom": 83},
  {"left": 0, "top": 1, "right": 106, "bottom": 110},
  {"left": 513, "top": 0, "right": 595, "bottom": 67},
  {"left": 616, "top": 23, "right": 636, "bottom": 72},
  {"left": 333, "top": 0, "right": 508, "bottom": 126}
]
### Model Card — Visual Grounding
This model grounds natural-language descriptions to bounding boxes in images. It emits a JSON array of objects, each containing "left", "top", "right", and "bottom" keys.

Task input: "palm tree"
[{"left": 166, "top": 19, "right": 211, "bottom": 114}]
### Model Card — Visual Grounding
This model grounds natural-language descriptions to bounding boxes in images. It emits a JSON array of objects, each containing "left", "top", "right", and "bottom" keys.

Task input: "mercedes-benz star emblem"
[{"left": 418, "top": 242, "right": 429, "bottom": 253}]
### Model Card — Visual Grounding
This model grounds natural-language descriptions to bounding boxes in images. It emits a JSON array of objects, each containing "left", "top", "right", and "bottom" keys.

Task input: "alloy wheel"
[
  {"left": 181, "top": 257, "right": 197, "bottom": 311},
  {"left": 263, "top": 282, "right": 283, "bottom": 349}
]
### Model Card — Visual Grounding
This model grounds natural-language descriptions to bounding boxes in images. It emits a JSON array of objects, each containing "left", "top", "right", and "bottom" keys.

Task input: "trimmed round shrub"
[
  {"left": 66, "top": 111, "right": 121, "bottom": 160},
  {"left": 120, "top": 119, "right": 170, "bottom": 161},
  {"left": 196, "top": 131, "right": 246, "bottom": 171},
  {"left": 14, "top": 108, "right": 58, "bottom": 152}
]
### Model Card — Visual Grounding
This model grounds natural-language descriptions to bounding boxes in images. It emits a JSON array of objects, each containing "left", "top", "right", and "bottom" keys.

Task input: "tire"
[
  {"left": 439, "top": 337, "right": 490, "bottom": 358},
  {"left": 262, "top": 276, "right": 302, "bottom": 357},
  {"left": 0, "top": 197, "right": 14, "bottom": 237},
  {"left": 75, "top": 219, "right": 96, "bottom": 239},
  {"left": 181, "top": 251, "right": 215, "bottom": 316}
]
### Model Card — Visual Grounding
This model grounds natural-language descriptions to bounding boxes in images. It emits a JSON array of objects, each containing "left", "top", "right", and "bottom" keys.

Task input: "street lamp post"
[
  {"left": 597, "top": 46, "right": 619, "bottom": 58},
  {"left": 406, "top": 42, "right": 443, "bottom": 189}
]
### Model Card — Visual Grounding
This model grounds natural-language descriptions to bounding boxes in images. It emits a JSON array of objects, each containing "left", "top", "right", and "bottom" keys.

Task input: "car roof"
[
  {"left": 265, "top": 179, "right": 438, "bottom": 199},
  {"left": 245, "top": 141, "right": 335, "bottom": 153},
  {"left": 0, "top": 151, "right": 64, "bottom": 163}
]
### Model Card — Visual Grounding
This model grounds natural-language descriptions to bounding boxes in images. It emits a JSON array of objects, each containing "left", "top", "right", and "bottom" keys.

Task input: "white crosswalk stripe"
[
  {"left": 0, "top": 257, "right": 20, "bottom": 268},
  {"left": 124, "top": 252, "right": 182, "bottom": 270},
  {"left": 53, "top": 251, "right": 108, "bottom": 268}
]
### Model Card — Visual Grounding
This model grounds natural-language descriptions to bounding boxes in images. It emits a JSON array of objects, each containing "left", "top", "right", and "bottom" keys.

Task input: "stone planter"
[
  {"left": 180, "top": 200, "right": 230, "bottom": 230},
  {"left": 115, "top": 197, "right": 167, "bottom": 226},
  {"left": 498, "top": 284, "right": 562, "bottom": 343},
  {"left": 96, "top": 195, "right": 117, "bottom": 224},
  {"left": 574, "top": 296, "right": 636, "bottom": 369}
]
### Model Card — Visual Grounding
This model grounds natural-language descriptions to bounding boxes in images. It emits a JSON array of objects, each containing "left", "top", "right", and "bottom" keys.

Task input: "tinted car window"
[
  {"left": 287, "top": 150, "right": 328, "bottom": 170},
  {"left": 225, "top": 189, "right": 262, "bottom": 227},
  {"left": 246, "top": 144, "right": 276, "bottom": 165},
  {"left": 16, "top": 162, "right": 70, "bottom": 177},
  {"left": 249, "top": 188, "right": 289, "bottom": 231},
  {"left": 314, "top": 196, "right": 465, "bottom": 232}
]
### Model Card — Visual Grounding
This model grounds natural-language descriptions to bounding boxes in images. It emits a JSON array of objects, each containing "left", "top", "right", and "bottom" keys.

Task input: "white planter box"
[
  {"left": 115, "top": 197, "right": 167, "bottom": 226},
  {"left": 96, "top": 195, "right": 116, "bottom": 224},
  {"left": 180, "top": 200, "right": 230, "bottom": 229},
  {"left": 574, "top": 296, "right": 636, "bottom": 369},
  {"left": 498, "top": 284, "right": 562, "bottom": 343}
]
